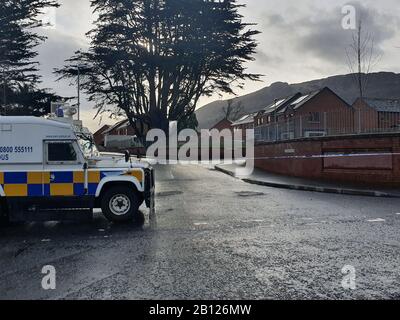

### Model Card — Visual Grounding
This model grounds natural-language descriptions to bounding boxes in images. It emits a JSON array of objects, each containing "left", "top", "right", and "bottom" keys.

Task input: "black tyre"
[{"left": 101, "top": 186, "right": 141, "bottom": 223}]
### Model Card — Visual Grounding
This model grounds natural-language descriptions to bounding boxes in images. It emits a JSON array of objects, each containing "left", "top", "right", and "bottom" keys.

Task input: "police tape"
[
  {"left": 247, "top": 152, "right": 400, "bottom": 161},
  {"left": 139, "top": 152, "right": 400, "bottom": 162}
]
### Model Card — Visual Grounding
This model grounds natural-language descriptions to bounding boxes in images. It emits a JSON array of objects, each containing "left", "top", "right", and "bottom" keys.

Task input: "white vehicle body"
[{"left": 0, "top": 116, "right": 154, "bottom": 223}]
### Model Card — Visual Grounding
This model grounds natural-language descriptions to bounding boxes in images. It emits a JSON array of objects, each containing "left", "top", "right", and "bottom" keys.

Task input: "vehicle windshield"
[{"left": 77, "top": 134, "right": 100, "bottom": 159}]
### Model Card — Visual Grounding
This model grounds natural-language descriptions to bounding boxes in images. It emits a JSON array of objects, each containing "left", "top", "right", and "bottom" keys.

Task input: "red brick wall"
[
  {"left": 255, "top": 140, "right": 323, "bottom": 178},
  {"left": 255, "top": 134, "right": 400, "bottom": 186}
]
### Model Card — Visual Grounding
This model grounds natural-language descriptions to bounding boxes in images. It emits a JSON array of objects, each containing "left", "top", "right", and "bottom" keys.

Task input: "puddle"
[
  {"left": 156, "top": 191, "right": 183, "bottom": 197},
  {"left": 367, "top": 218, "right": 386, "bottom": 223},
  {"left": 194, "top": 222, "right": 209, "bottom": 226},
  {"left": 235, "top": 191, "right": 265, "bottom": 197}
]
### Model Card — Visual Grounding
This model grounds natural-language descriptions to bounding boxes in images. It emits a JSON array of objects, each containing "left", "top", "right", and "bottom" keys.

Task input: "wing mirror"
[{"left": 124, "top": 150, "right": 131, "bottom": 163}]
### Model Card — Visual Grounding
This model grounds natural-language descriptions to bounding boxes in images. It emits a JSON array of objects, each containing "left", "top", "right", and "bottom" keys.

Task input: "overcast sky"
[{"left": 36, "top": 0, "right": 400, "bottom": 131}]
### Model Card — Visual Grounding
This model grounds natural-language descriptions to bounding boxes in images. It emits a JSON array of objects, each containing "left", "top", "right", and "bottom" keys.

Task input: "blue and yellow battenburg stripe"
[{"left": 0, "top": 170, "right": 143, "bottom": 197}]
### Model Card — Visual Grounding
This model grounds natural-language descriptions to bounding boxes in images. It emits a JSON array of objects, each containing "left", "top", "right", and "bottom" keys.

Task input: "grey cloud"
[
  {"left": 300, "top": 2, "right": 396, "bottom": 61},
  {"left": 37, "top": 30, "right": 88, "bottom": 96},
  {"left": 266, "top": 14, "right": 286, "bottom": 26},
  {"left": 255, "top": 50, "right": 283, "bottom": 64},
  {"left": 261, "top": 1, "right": 398, "bottom": 64}
]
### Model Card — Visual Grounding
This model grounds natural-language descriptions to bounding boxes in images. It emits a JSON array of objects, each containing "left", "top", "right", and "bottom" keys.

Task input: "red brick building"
[
  {"left": 102, "top": 119, "right": 135, "bottom": 136},
  {"left": 210, "top": 118, "right": 233, "bottom": 132},
  {"left": 254, "top": 93, "right": 302, "bottom": 127},
  {"left": 101, "top": 119, "right": 149, "bottom": 150},
  {"left": 352, "top": 98, "right": 400, "bottom": 133},
  {"left": 93, "top": 124, "right": 110, "bottom": 149},
  {"left": 231, "top": 113, "right": 256, "bottom": 140},
  {"left": 255, "top": 87, "right": 353, "bottom": 141}
]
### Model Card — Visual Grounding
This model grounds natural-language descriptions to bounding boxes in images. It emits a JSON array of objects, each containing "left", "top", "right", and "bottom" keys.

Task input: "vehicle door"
[{"left": 43, "top": 140, "right": 85, "bottom": 197}]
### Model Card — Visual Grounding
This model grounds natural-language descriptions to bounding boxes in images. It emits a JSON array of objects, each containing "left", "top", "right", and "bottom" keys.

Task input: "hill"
[{"left": 195, "top": 72, "right": 400, "bottom": 129}]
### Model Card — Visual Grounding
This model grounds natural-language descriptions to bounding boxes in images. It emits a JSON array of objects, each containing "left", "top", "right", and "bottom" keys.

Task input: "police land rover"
[{"left": 0, "top": 116, "right": 155, "bottom": 224}]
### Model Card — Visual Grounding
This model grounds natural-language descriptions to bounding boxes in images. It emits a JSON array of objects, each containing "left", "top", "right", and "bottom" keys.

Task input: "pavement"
[
  {"left": 215, "top": 163, "right": 400, "bottom": 198},
  {"left": 1, "top": 164, "right": 400, "bottom": 300}
]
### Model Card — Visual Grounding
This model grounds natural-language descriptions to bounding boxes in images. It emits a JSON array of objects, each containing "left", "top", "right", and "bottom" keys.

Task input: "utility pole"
[
  {"left": 357, "top": 21, "right": 363, "bottom": 101},
  {"left": 77, "top": 66, "right": 80, "bottom": 120},
  {"left": 274, "top": 99, "right": 278, "bottom": 142}
]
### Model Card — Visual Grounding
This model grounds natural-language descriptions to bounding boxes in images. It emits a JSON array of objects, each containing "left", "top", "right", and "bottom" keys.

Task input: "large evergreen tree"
[
  {"left": 6, "top": 84, "right": 67, "bottom": 116},
  {"left": 0, "top": 0, "right": 59, "bottom": 114},
  {"left": 56, "top": 0, "right": 260, "bottom": 137}
]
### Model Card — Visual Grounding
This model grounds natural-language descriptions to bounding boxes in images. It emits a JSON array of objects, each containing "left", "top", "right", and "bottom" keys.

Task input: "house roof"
[
  {"left": 290, "top": 87, "right": 351, "bottom": 111},
  {"left": 93, "top": 124, "right": 111, "bottom": 136},
  {"left": 291, "top": 91, "right": 321, "bottom": 110},
  {"left": 264, "top": 98, "right": 286, "bottom": 112},
  {"left": 232, "top": 113, "right": 256, "bottom": 126},
  {"left": 363, "top": 98, "right": 400, "bottom": 113},
  {"left": 118, "top": 120, "right": 132, "bottom": 129},
  {"left": 102, "top": 119, "right": 129, "bottom": 135},
  {"left": 262, "top": 93, "right": 302, "bottom": 115}
]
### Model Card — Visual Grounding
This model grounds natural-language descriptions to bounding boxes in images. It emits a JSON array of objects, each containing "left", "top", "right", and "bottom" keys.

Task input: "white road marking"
[{"left": 367, "top": 218, "right": 386, "bottom": 222}]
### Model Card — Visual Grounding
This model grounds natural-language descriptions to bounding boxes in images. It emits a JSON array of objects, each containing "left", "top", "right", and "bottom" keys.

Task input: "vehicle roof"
[{"left": 0, "top": 116, "right": 71, "bottom": 128}]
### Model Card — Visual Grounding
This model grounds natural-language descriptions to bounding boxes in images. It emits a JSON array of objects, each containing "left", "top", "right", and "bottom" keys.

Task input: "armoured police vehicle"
[{"left": 0, "top": 116, "right": 154, "bottom": 224}]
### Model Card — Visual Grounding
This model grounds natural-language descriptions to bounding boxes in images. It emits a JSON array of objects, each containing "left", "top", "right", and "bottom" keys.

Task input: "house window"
[
  {"left": 308, "top": 112, "right": 321, "bottom": 123},
  {"left": 305, "top": 131, "right": 326, "bottom": 138}
]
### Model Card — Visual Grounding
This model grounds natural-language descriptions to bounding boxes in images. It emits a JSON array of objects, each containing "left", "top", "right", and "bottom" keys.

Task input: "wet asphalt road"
[{"left": 0, "top": 164, "right": 400, "bottom": 300}]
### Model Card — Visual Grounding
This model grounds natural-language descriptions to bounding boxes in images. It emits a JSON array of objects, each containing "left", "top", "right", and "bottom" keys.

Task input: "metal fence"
[{"left": 255, "top": 109, "right": 400, "bottom": 143}]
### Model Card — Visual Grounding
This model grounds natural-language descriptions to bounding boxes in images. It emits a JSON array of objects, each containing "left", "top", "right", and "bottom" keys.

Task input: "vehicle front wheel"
[{"left": 101, "top": 187, "right": 141, "bottom": 223}]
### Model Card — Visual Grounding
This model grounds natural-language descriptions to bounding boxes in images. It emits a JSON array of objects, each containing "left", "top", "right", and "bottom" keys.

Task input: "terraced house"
[{"left": 254, "top": 87, "right": 353, "bottom": 142}]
